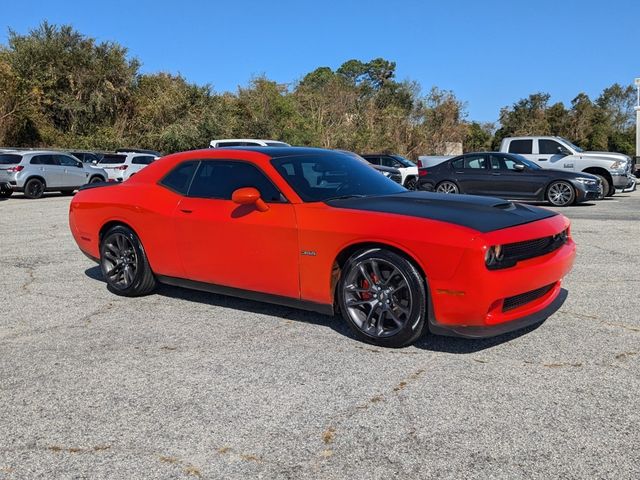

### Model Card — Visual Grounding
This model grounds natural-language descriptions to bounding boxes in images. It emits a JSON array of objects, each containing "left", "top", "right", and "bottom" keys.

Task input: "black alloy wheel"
[
  {"left": 100, "top": 225, "right": 156, "bottom": 296},
  {"left": 90, "top": 176, "right": 104, "bottom": 184},
  {"left": 404, "top": 177, "right": 418, "bottom": 190},
  {"left": 338, "top": 249, "right": 427, "bottom": 348},
  {"left": 435, "top": 181, "right": 459, "bottom": 194},
  {"left": 24, "top": 178, "right": 45, "bottom": 199},
  {"left": 546, "top": 181, "right": 575, "bottom": 206}
]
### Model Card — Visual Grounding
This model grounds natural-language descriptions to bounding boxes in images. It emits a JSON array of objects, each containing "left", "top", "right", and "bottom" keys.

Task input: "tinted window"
[
  {"left": 160, "top": 161, "right": 199, "bottom": 195},
  {"left": 215, "top": 141, "right": 260, "bottom": 147},
  {"left": 463, "top": 154, "right": 487, "bottom": 169},
  {"left": 189, "top": 161, "right": 283, "bottom": 202},
  {"left": 271, "top": 152, "right": 406, "bottom": 202},
  {"left": 57, "top": 155, "right": 81, "bottom": 167},
  {"left": 390, "top": 155, "right": 415, "bottom": 167},
  {"left": 30, "top": 155, "right": 58, "bottom": 165},
  {"left": 264, "top": 141, "right": 290, "bottom": 147},
  {"left": 539, "top": 139, "right": 563, "bottom": 155},
  {"left": 380, "top": 156, "right": 401, "bottom": 168},
  {"left": 99, "top": 154, "right": 127, "bottom": 164},
  {"left": 490, "top": 155, "right": 520, "bottom": 171},
  {"left": 132, "top": 155, "right": 155, "bottom": 165},
  {"left": 0, "top": 154, "right": 21, "bottom": 165},
  {"left": 362, "top": 156, "right": 381, "bottom": 165},
  {"left": 450, "top": 157, "right": 464, "bottom": 169},
  {"left": 508, "top": 139, "right": 533, "bottom": 154}
]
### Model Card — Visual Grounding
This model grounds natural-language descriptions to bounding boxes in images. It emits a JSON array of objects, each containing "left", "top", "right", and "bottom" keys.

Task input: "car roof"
[{"left": 220, "top": 146, "right": 337, "bottom": 159}]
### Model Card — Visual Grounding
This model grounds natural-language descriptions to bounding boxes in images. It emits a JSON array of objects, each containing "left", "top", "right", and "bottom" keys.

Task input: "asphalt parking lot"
[{"left": 1, "top": 192, "right": 639, "bottom": 479}]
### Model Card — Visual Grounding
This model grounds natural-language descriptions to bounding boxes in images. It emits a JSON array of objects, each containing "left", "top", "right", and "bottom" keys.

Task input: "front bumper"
[
  {"left": 611, "top": 172, "right": 635, "bottom": 189},
  {"left": 429, "top": 287, "right": 567, "bottom": 338},
  {"left": 427, "top": 215, "right": 575, "bottom": 336}
]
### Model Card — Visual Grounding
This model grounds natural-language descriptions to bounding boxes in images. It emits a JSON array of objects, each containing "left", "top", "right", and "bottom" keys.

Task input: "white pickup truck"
[{"left": 499, "top": 136, "right": 636, "bottom": 196}]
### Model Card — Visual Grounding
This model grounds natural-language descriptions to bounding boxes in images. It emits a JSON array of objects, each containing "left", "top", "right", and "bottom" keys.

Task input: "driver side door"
[{"left": 174, "top": 159, "right": 300, "bottom": 298}]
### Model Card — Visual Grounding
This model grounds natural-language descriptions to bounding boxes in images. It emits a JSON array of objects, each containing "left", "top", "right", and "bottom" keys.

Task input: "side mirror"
[
  {"left": 77, "top": 162, "right": 83, "bottom": 168},
  {"left": 231, "top": 187, "right": 269, "bottom": 212},
  {"left": 92, "top": 160, "right": 98, "bottom": 165},
  {"left": 514, "top": 164, "right": 526, "bottom": 171}
]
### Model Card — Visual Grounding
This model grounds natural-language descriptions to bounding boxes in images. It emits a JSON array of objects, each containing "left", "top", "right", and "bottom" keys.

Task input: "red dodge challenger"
[{"left": 69, "top": 147, "right": 576, "bottom": 347}]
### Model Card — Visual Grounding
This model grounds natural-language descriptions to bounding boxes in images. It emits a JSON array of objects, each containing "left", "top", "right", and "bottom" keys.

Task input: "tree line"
[{"left": 0, "top": 22, "right": 636, "bottom": 158}]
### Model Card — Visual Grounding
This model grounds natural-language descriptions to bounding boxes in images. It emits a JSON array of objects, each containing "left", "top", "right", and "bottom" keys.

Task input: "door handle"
[
  {"left": 539, "top": 158, "right": 548, "bottom": 161},
  {"left": 179, "top": 209, "right": 193, "bottom": 214},
  {"left": 491, "top": 172, "right": 501, "bottom": 176}
]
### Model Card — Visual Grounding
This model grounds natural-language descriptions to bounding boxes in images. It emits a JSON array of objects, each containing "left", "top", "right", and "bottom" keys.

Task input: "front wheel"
[
  {"left": 100, "top": 225, "right": 156, "bottom": 297},
  {"left": 404, "top": 177, "right": 418, "bottom": 190},
  {"left": 337, "top": 249, "right": 428, "bottom": 348},
  {"left": 435, "top": 181, "right": 459, "bottom": 194},
  {"left": 546, "top": 181, "right": 575, "bottom": 206},
  {"left": 593, "top": 175, "right": 610, "bottom": 200}
]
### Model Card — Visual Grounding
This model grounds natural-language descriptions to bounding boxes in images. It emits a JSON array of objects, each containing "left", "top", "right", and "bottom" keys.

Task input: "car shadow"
[{"left": 84, "top": 266, "right": 561, "bottom": 354}]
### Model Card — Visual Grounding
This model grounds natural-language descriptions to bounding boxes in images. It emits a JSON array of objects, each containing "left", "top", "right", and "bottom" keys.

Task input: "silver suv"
[{"left": 0, "top": 150, "right": 108, "bottom": 199}]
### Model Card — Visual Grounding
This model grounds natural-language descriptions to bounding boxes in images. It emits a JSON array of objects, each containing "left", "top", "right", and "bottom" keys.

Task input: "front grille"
[
  {"left": 487, "top": 230, "right": 568, "bottom": 270},
  {"left": 503, "top": 283, "right": 555, "bottom": 312}
]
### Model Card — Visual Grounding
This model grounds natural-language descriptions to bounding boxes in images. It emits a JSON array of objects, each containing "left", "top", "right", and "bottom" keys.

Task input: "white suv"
[
  {"left": 209, "top": 139, "right": 291, "bottom": 148},
  {"left": 361, "top": 154, "right": 419, "bottom": 190},
  {"left": 96, "top": 152, "right": 158, "bottom": 182}
]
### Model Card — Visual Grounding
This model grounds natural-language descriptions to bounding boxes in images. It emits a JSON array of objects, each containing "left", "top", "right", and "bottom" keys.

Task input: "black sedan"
[{"left": 418, "top": 152, "right": 602, "bottom": 206}]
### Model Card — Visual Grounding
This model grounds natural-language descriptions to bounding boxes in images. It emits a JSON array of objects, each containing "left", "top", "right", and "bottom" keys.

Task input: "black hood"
[{"left": 325, "top": 191, "right": 557, "bottom": 233}]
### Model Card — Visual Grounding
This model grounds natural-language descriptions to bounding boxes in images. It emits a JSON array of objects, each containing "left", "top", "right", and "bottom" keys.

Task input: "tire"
[
  {"left": 404, "top": 177, "right": 418, "bottom": 190},
  {"left": 337, "top": 248, "right": 428, "bottom": 348},
  {"left": 100, "top": 225, "right": 156, "bottom": 297},
  {"left": 60, "top": 189, "right": 75, "bottom": 196},
  {"left": 546, "top": 181, "right": 575, "bottom": 206},
  {"left": 23, "top": 178, "right": 45, "bottom": 199},
  {"left": 89, "top": 176, "right": 104, "bottom": 184},
  {"left": 593, "top": 175, "right": 610, "bottom": 200},
  {"left": 435, "top": 181, "right": 459, "bottom": 194}
]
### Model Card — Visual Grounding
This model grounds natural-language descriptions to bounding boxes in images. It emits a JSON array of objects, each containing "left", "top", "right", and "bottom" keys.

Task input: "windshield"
[
  {"left": 0, "top": 154, "right": 21, "bottom": 165},
  {"left": 271, "top": 151, "right": 406, "bottom": 202},
  {"left": 99, "top": 154, "right": 127, "bottom": 164},
  {"left": 509, "top": 154, "right": 541, "bottom": 170},
  {"left": 391, "top": 155, "right": 416, "bottom": 168},
  {"left": 264, "top": 141, "right": 290, "bottom": 147},
  {"left": 559, "top": 137, "right": 583, "bottom": 153}
]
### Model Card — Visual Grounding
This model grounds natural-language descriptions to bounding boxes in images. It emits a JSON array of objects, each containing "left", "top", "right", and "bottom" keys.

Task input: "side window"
[
  {"left": 159, "top": 161, "right": 199, "bottom": 195},
  {"left": 188, "top": 161, "right": 283, "bottom": 202},
  {"left": 463, "top": 154, "right": 487, "bottom": 169},
  {"left": 493, "top": 155, "right": 521, "bottom": 171},
  {"left": 132, "top": 155, "right": 155, "bottom": 165},
  {"left": 490, "top": 155, "right": 502, "bottom": 170},
  {"left": 30, "top": 155, "right": 57, "bottom": 165},
  {"left": 508, "top": 140, "right": 533, "bottom": 154},
  {"left": 450, "top": 157, "right": 464, "bottom": 169},
  {"left": 58, "top": 155, "right": 81, "bottom": 167},
  {"left": 364, "top": 156, "right": 381, "bottom": 165},
  {"left": 380, "top": 156, "right": 399, "bottom": 168},
  {"left": 538, "top": 139, "right": 562, "bottom": 155}
]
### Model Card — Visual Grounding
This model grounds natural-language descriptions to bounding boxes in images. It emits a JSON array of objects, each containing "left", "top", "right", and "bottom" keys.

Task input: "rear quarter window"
[
  {"left": 99, "top": 154, "right": 127, "bottom": 164},
  {"left": 508, "top": 140, "right": 533, "bottom": 154},
  {"left": 159, "top": 161, "right": 199, "bottom": 195}
]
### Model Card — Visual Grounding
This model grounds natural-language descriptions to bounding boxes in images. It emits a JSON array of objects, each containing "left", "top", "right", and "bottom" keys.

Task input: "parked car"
[
  {"left": 336, "top": 150, "right": 403, "bottom": 184},
  {"left": 499, "top": 136, "right": 636, "bottom": 197},
  {"left": 418, "top": 152, "right": 602, "bottom": 206},
  {"left": 360, "top": 154, "right": 419, "bottom": 190},
  {"left": 210, "top": 139, "right": 291, "bottom": 148},
  {"left": 0, "top": 151, "right": 108, "bottom": 199},
  {"left": 69, "top": 147, "right": 575, "bottom": 348},
  {"left": 96, "top": 152, "right": 159, "bottom": 182},
  {"left": 70, "top": 151, "right": 103, "bottom": 164},
  {"left": 116, "top": 148, "right": 162, "bottom": 157}
]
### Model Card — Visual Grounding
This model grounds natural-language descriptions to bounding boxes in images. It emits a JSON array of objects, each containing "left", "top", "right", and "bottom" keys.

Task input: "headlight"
[
  {"left": 575, "top": 177, "right": 597, "bottom": 185},
  {"left": 610, "top": 160, "right": 626, "bottom": 170},
  {"left": 485, "top": 245, "right": 504, "bottom": 267}
]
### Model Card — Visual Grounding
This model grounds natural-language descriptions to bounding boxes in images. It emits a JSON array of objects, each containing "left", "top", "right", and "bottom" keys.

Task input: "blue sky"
[{"left": 1, "top": 0, "right": 638, "bottom": 122}]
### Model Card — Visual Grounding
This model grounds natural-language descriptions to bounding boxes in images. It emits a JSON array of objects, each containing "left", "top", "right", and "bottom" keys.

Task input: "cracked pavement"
[{"left": 0, "top": 191, "right": 638, "bottom": 479}]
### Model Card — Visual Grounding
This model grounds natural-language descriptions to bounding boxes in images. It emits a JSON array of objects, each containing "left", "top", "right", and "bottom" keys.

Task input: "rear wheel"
[
  {"left": 89, "top": 176, "right": 104, "bottom": 184},
  {"left": 337, "top": 249, "right": 427, "bottom": 348},
  {"left": 435, "top": 181, "right": 459, "bottom": 194},
  {"left": 546, "top": 181, "right": 575, "bottom": 206},
  {"left": 100, "top": 225, "right": 156, "bottom": 296},
  {"left": 23, "top": 178, "right": 45, "bottom": 199}
]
